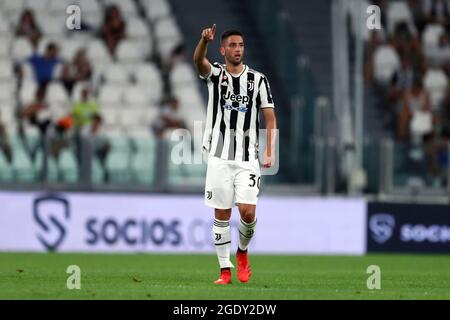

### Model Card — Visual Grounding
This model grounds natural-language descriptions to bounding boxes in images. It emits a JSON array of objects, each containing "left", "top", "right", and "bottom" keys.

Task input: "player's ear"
[{"left": 220, "top": 46, "right": 225, "bottom": 56}]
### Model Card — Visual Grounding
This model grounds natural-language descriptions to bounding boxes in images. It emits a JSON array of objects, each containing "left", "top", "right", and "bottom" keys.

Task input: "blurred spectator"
[
  {"left": 169, "top": 43, "right": 187, "bottom": 69},
  {"left": 387, "top": 56, "right": 416, "bottom": 110},
  {"left": 20, "top": 85, "right": 52, "bottom": 136},
  {"left": 61, "top": 49, "right": 92, "bottom": 94},
  {"left": 69, "top": 87, "right": 109, "bottom": 167},
  {"left": 0, "top": 114, "right": 12, "bottom": 164},
  {"left": 398, "top": 76, "right": 433, "bottom": 142},
  {"left": 101, "top": 5, "right": 126, "bottom": 56},
  {"left": 409, "top": 0, "right": 428, "bottom": 34},
  {"left": 152, "top": 97, "right": 186, "bottom": 138},
  {"left": 26, "top": 43, "right": 61, "bottom": 87},
  {"left": 15, "top": 9, "right": 41, "bottom": 48}
]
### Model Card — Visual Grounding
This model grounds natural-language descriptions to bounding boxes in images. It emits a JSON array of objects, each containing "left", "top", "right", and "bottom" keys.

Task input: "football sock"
[
  {"left": 238, "top": 218, "right": 257, "bottom": 251},
  {"left": 213, "top": 219, "right": 234, "bottom": 269}
]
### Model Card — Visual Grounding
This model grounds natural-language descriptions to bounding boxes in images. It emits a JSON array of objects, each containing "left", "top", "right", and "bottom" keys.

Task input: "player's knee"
[
  {"left": 239, "top": 205, "right": 255, "bottom": 223},
  {"left": 215, "top": 208, "right": 231, "bottom": 220}
]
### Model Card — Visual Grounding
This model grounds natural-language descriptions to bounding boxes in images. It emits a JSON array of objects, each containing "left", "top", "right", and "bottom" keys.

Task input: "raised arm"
[{"left": 193, "top": 24, "right": 216, "bottom": 78}]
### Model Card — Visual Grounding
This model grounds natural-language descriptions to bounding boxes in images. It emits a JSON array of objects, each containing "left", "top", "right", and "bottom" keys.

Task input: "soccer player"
[{"left": 193, "top": 24, "right": 277, "bottom": 284}]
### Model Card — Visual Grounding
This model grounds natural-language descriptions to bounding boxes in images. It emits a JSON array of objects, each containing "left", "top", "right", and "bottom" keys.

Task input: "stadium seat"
[
  {"left": 0, "top": 60, "right": 13, "bottom": 80},
  {"left": 154, "top": 17, "right": 181, "bottom": 41},
  {"left": 373, "top": 45, "right": 400, "bottom": 85},
  {"left": 422, "top": 24, "right": 445, "bottom": 49},
  {"left": 24, "top": 0, "right": 49, "bottom": 13},
  {"left": 132, "top": 62, "right": 161, "bottom": 84},
  {"left": 46, "top": 82, "right": 70, "bottom": 105},
  {"left": 98, "top": 84, "right": 124, "bottom": 105},
  {"left": 122, "top": 86, "right": 152, "bottom": 106},
  {"left": 117, "top": 108, "right": 146, "bottom": 129},
  {"left": 169, "top": 62, "right": 198, "bottom": 87},
  {"left": 40, "top": 17, "right": 67, "bottom": 36},
  {"left": 19, "top": 79, "right": 39, "bottom": 107},
  {"left": 11, "top": 37, "right": 33, "bottom": 62},
  {"left": 103, "top": 0, "right": 138, "bottom": 18},
  {"left": 386, "top": 1, "right": 416, "bottom": 35},
  {"left": 0, "top": 16, "right": 10, "bottom": 35},
  {"left": 0, "top": 82, "right": 14, "bottom": 104},
  {"left": 143, "top": 106, "right": 160, "bottom": 126},
  {"left": 0, "top": 36, "right": 11, "bottom": 57},
  {"left": 157, "top": 37, "right": 183, "bottom": 62},
  {"left": 102, "top": 63, "right": 131, "bottom": 84},
  {"left": 87, "top": 39, "right": 112, "bottom": 64},
  {"left": 144, "top": 0, "right": 171, "bottom": 22},
  {"left": 80, "top": 12, "right": 102, "bottom": 30},
  {"left": 101, "top": 108, "right": 120, "bottom": 128},
  {"left": 423, "top": 69, "right": 448, "bottom": 111},
  {"left": 48, "top": 0, "right": 75, "bottom": 13},
  {"left": 115, "top": 40, "right": 147, "bottom": 62},
  {"left": 127, "top": 18, "right": 151, "bottom": 40},
  {"left": 1, "top": 0, "right": 24, "bottom": 15}
]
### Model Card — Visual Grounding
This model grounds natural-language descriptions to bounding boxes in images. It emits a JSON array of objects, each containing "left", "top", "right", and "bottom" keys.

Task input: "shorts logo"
[
  {"left": 215, "top": 233, "right": 221, "bottom": 241},
  {"left": 206, "top": 191, "right": 213, "bottom": 200}
]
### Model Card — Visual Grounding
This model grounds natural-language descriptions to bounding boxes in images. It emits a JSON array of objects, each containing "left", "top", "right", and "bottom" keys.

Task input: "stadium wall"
[{"left": 0, "top": 192, "right": 367, "bottom": 255}]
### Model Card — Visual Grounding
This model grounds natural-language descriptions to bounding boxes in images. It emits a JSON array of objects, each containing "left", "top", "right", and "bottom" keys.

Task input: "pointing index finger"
[{"left": 211, "top": 24, "right": 216, "bottom": 35}]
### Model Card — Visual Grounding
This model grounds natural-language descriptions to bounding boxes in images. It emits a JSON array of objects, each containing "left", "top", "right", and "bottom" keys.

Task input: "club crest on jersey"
[{"left": 248, "top": 80, "right": 254, "bottom": 91}]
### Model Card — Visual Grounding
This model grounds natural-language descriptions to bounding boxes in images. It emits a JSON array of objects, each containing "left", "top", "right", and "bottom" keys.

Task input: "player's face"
[{"left": 221, "top": 35, "right": 244, "bottom": 66}]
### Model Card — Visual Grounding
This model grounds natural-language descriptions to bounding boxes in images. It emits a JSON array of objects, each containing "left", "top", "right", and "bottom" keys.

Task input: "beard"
[{"left": 228, "top": 55, "right": 243, "bottom": 66}]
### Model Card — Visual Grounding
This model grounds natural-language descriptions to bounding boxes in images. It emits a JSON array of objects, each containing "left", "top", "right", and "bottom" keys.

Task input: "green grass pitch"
[{"left": 0, "top": 253, "right": 449, "bottom": 299}]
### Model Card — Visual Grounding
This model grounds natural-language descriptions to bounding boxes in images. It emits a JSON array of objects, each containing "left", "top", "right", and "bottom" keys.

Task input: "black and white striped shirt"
[{"left": 200, "top": 62, "right": 274, "bottom": 161}]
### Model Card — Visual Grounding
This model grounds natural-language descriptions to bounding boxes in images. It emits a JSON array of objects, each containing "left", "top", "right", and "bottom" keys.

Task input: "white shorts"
[{"left": 204, "top": 155, "right": 261, "bottom": 209}]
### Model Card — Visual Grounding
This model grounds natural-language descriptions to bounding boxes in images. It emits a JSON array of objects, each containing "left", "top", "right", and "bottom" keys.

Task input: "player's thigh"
[
  {"left": 205, "top": 156, "right": 234, "bottom": 209},
  {"left": 234, "top": 160, "right": 261, "bottom": 206}
]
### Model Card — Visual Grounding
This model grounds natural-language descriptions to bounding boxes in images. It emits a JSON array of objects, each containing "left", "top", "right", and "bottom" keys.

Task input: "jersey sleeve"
[
  {"left": 199, "top": 62, "right": 222, "bottom": 82},
  {"left": 258, "top": 75, "right": 275, "bottom": 109}
]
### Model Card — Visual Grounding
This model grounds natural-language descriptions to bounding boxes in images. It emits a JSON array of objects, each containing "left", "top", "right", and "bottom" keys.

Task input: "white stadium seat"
[
  {"left": 24, "top": 0, "right": 49, "bottom": 13},
  {"left": 422, "top": 24, "right": 445, "bottom": 49},
  {"left": 144, "top": 0, "right": 171, "bottom": 22},
  {"left": 1, "top": 0, "right": 24, "bottom": 15},
  {"left": 98, "top": 84, "right": 123, "bottom": 105},
  {"left": 103, "top": 63, "right": 130, "bottom": 84},
  {"left": 46, "top": 82, "right": 70, "bottom": 105},
  {"left": 103, "top": 0, "right": 138, "bottom": 18},
  {"left": 170, "top": 62, "right": 198, "bottom": 87},
  {"left": 11, "top": 37, "right": 33, "bottom": 61},
  {"left": 87, "top": 39, "right": 112, "bottom": 64},
  {"left": 154, "top": 17, "right": 181, "bottom": 41},
  {"left": 115, "top": 40, "right": 147, "bottom": 62},
  {"left": 19, "top": 80, "right": 38, "bottom": 105},
  {"left": 0, "top": 82, "right": 15, "bottom": 103},
  {"left": 123, "top": 86, "right": 152, "bottom": 105},
  {"left": 133, "top": 63, "right": 162, "bottom": 84},
  {"left": 386, "top": 1, "right": 416, "bottom": 35},
  {"left": 59, "top": 38, "right": 86, "bottom": 61},
  {"left": 127, "top": 18, "right": 151, "bottom": 39},
  {"left": 373, "top": 45, "right": 400, "bottom": 85},
  {"left": 423, "top": 69, "right": 449, "bottom": 111},
  {"left": 0, "top": 60, "right": 13, "bottom": 80}
]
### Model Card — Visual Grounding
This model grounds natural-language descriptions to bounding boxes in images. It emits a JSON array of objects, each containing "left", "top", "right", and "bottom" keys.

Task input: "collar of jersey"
[{"left": 224, "top": 64, "right": 247, "bottom": 78}]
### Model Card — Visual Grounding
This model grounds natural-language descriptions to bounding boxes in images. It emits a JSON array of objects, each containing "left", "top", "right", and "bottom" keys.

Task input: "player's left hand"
[{"left": 262, "top": 150, "right": 274, "bottom": 168}]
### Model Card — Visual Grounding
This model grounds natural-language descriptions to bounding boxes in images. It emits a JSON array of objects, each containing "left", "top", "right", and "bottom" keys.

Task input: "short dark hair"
[{"left": 221, "top": 30, "right": 243, "bottom": 43}]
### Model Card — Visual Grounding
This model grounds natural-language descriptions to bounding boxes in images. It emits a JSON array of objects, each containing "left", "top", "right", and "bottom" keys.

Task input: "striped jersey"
[{"left": 200, "top": 62, "right": 274, "bottom": 162}]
